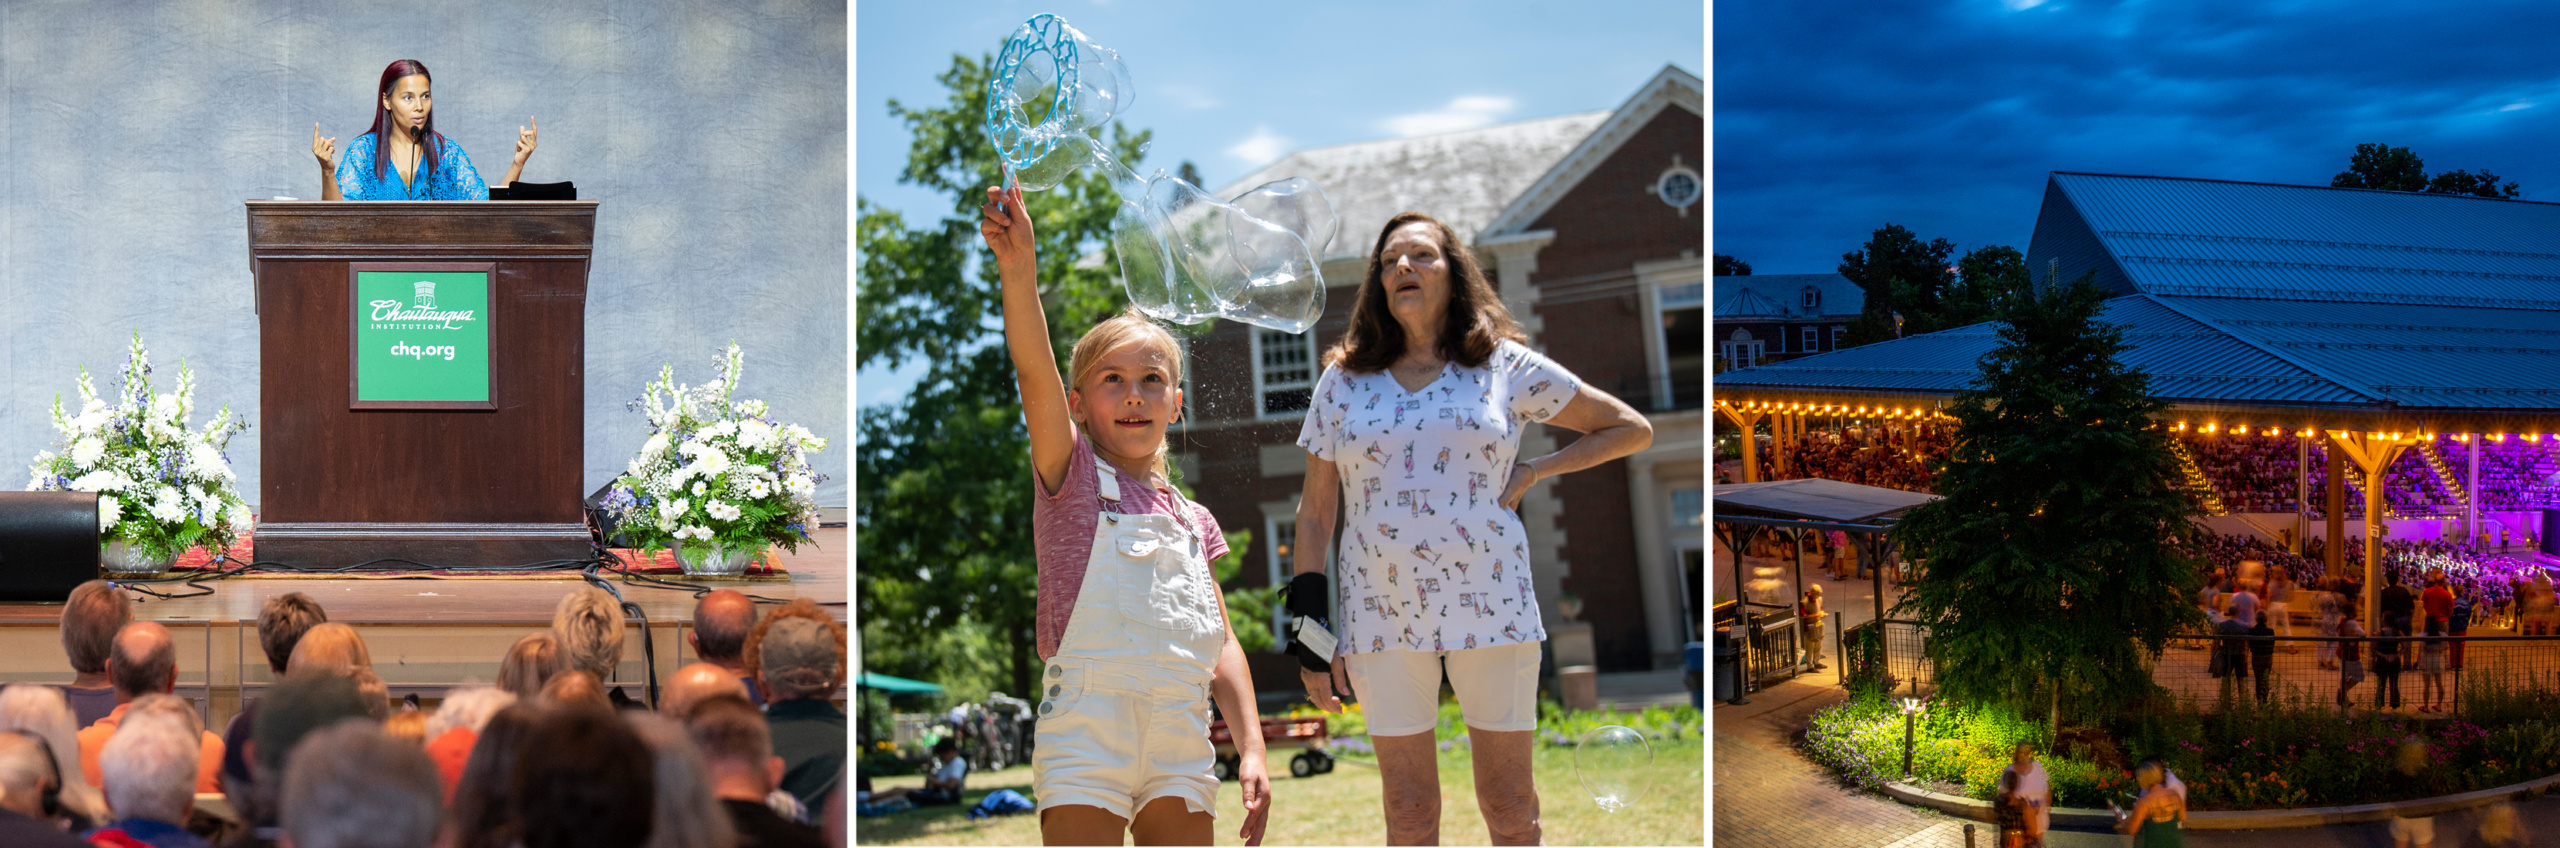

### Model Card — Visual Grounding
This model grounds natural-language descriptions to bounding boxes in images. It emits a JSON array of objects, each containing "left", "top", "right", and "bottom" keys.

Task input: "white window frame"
[
  {"left": 1802, "top": 326, "right": 1819, "bottom": 353},
  {"left": 1670, "top": 487, "right": 1704, "bottom": 528},
  {"left": 1264, "top": 511, "right": 1297, "bottom": 643},
  {"left": 1248, "top": 326, "right": 1320, "bottom": 419},
  {"left": 1720, "top": 329, "right": 1763, "bottom": 370},
  {"left": 1801, "top": 287, "right": 1819, "bottom": 311},
  {"left": 1640, "top": 259, "right": 1704, "bottom": 400}
]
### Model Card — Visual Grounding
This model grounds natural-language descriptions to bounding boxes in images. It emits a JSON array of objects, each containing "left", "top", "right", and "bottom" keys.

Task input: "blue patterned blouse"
[{"left": 333, "top": 132, "right": 489, "bottom": 200}]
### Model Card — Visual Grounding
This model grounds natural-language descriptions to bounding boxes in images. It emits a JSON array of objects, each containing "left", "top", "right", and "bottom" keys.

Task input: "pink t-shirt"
[{"left": 1034, "top": 431, "right": 1228, "bottom": 661}]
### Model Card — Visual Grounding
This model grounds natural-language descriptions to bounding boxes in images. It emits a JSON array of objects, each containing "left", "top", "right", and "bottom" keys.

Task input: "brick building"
[
  {"left": 1711, "top": 273, "right": 1863, "bottom": 370},
  {"left": 1172, "top": 66, "right": 1704, "bottom": 672}
]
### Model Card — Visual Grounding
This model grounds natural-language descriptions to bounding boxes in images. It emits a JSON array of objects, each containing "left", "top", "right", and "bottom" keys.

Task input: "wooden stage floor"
[{"left": 0, "top": 527, "right": 847, "bottom": 625}]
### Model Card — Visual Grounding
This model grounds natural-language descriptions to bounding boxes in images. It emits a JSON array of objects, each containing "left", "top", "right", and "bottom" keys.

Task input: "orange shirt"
[
  {"left": 2421, "top": 586, "right": 2454, "bottom": 628},
  {"left": 426, "top": 726, "right": 479, "bottom": 803},
  {"left": 76, "top": 701, "right": 226, "bottom": 794}
]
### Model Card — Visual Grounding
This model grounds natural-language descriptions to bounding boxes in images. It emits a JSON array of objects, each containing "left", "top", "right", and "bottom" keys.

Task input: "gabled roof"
[
  {"left": 1713, "top": 273, "right": 1863, "bottom": 321},
  {"left": 1214, "top": 111, "right": 1608, "bottom": 259},
  {"left": 2035, "top": 172, "right": 2560, "bottom": 310},
  {"left": 1481, "top": 64, "right": 1703, "bottom": 239}
]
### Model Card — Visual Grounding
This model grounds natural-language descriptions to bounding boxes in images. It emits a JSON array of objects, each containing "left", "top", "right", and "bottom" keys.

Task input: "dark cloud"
[{"left": 1715, "top": 0, "right": 2560, "bottom": 275}]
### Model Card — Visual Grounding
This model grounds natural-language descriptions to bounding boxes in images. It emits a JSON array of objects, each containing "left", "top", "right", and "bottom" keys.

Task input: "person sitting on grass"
[{"left": 869, "top": 738, "right": 967, "bottom": 808}]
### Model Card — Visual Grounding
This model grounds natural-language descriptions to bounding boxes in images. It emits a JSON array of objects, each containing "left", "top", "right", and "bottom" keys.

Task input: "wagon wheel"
[
  {"left": 1290, "top": 753, "right": 1316, "bottom": 778},
  {"left": 1214, "top": 756, "right": 1238, "bottom": 782}
]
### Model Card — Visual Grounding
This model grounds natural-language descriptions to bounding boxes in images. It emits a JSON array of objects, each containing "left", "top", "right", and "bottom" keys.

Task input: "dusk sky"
[{"left": 1714, "top": 0, "right": 2560, "bottom": 276}]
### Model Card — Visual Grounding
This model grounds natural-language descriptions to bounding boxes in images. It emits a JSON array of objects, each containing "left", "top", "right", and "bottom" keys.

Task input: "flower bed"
[{"left": 1804, "top": 687, "right": 2560, "bottom": 810}]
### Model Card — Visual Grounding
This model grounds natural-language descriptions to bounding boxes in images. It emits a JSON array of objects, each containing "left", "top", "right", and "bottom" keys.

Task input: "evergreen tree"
[{"left": 1891, "top": 271, "right": 2207, "bottom": 725}]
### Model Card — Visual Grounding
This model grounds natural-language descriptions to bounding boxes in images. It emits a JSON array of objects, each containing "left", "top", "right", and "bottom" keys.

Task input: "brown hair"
[
  {"left": 1323, "top": 212, "right": 1525, "bottom": 373},
  {"left": 539, "top": 670, "right": 611, "bottom": 711},
  {"left": 498, "top": 633, "right": 562, "bottom": 701},
  {"left": 287, "top": 623, "right": 374, "bottom": 677},
  {"left": 1066, "top": 308, "right": 1187, "bottom": 481},
  {"left": 62, "top": 580, "right": 132, "bottom": 675},
  {"left": 258, "top": 593, "right": 329, "bottom": 675}
]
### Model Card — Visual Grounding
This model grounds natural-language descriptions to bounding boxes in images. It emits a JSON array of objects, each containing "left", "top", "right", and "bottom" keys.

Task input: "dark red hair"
[
  {"left": 367, "top": 60, "right": 443, "bottom": 183},
  {"left": 1322, "top": 212, "right": 1526, "bottom": 373}
]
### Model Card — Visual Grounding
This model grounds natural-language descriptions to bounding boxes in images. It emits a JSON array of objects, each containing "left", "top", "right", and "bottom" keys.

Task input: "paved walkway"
[{"left": 1713, "top": 677, "right": 2560, "bottom": 846}]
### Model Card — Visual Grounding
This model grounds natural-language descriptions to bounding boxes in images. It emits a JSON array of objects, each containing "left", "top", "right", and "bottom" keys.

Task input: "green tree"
[
  {"left": 856, "top": 52, "right": 1151, "bottom": 700},
  {"left": 2331, "top": 142, "right": 2522, "bottom": 198},
  {"left": 1839, "top": 223, "right": 1954, "bottom": 331},
  {"left": 1713, "top": 253, "right": 1752, "bottom": 276},
  {"left": 1922, "top": 245, "right": 2033, "bottom": 334},
  {"left": 1890, "top": 270, "right": 2207, "bottom": 728}
]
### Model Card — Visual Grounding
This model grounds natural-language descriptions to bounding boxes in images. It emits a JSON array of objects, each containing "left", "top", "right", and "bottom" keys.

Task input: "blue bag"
[{"left": 968, "top": 788, "right": 1037, "bottom": 820}]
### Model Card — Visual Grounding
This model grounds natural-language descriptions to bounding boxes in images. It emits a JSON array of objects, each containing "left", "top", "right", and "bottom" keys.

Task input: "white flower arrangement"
[
  {"left": 25, "top": 333, "right": 251, "bottom": 564},
  {"left": 605, "top": 343, "right": 826, "bottom": 566}
]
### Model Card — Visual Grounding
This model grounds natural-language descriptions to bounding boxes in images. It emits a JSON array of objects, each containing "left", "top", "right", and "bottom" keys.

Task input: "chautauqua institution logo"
[{"left": 370, "top": 280, "right": 477, "bottom": 361}]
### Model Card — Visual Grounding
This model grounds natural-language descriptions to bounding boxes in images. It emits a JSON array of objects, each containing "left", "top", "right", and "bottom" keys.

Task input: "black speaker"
[
  {"left": 0, "top": 492, "right": 101, "bottom": 602},
  {"left": 489, "top": 181, "right": 576, "bottom": 200}
]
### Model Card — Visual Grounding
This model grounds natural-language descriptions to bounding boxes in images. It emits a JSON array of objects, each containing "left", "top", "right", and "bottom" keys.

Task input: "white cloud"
[
  {"left": 1999, "top": 0, "right": 2049, "bottom": 9},
  {"left": 1378, "top": 95, "right": 1517, "bottom": 137},
  {"left": 2500, "top": 101, "right": 2535, "bottom": 112},
  {"left": 1155, "top": 83, "right": 1221, "bottom": 110},
  {"left": 1226, "top": 126, "right": 1291, "bottom": 166}
]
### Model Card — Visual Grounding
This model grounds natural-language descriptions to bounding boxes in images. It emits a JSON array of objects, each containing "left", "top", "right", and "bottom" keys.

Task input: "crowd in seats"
[
  {"left": 0, "top": 581, "right": 846, "bottom": 847},
  {"left": 2439, "top": 437, "right": 2560, "bottom": 509},
  {"left": 2190, "top": 532, "right": 2552, "bottom": 627},
  {"left": 2180, "top": 434, "right": 2467, "bottom": 517},
  {"left": 1765, "top": 425, "right": 1952, "bottom": 493}
]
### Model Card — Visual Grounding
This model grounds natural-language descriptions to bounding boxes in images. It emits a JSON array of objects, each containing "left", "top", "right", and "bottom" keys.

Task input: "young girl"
[
  {"left": 982, "top": 183, "right": 1272, "bottom": 846},
  {"left": 2417, "top": 614, "right": 2449, "bottom": 713}
]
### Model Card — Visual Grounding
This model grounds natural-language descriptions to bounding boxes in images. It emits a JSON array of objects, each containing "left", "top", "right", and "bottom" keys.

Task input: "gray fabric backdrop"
[{"left": 0, "top": 0, "right": 849, "bottom": 510}]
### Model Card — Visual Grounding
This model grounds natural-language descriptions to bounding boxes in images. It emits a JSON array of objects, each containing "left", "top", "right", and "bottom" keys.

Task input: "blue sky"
[
  {"left": 1716, "top": 0, "right": 2560, "bottom": 276},
  {"left": 855, "top": 0, "right": 1705, "bottom": 407}
]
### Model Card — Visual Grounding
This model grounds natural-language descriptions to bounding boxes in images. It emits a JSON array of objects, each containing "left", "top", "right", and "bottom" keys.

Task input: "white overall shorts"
[{"left": 1032, "top": 456, "right": 1228, "bottom": 819}]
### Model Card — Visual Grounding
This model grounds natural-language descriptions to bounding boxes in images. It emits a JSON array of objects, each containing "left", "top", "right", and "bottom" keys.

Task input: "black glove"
[{"left": 1282, "top": 572, "right": 1339, "bottom": 673}]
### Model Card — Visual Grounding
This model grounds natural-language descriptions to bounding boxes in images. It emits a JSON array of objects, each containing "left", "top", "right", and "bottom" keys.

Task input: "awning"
[
  {"left": 855, "top": 672, "right": 945, "bottom": 695},
  {"left": 1714, "top": 477, "right": 1940, "bottom": 524}
]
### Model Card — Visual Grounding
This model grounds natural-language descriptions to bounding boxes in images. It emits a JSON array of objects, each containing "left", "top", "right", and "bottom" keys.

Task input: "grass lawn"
[{"left": 855, "top": 738, "right": 1702, "bottom": 845}]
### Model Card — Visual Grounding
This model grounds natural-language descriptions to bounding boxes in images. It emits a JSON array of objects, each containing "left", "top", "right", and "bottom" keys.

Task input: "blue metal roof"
[
  {"left": 2039, "top": 172, "right": 2560, "bottom": 310},
  {"left": 1712, "top": 273, "right": 1863, "bottom": 321}
]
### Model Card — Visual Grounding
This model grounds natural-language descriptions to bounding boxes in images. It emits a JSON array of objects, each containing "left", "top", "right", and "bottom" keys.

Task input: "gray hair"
[
  {"left": 282, "top": 719, "right": 443, "bottom": 848},
  {"left": 0, "top": 684, "right": 106, "bottom": 822},
  {"left": 426, "top": 686, "right": 517, "bottom": 741},
  {"left": 552, "top": 588, "right": 628, "bottom": 680},
  {"left": 100, "top": 710, "right": 198, "bottom": 825},
  {"left": 628, "top": 712, "right": 737, "bottom": 848}
]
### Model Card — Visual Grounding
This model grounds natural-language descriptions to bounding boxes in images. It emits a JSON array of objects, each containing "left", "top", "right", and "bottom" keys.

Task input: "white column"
[
  {"left": 1478, "top": 229, "right": 1556, "bottom": 339},
  {"left": 1627, "top": 455, "right": 1682, "bottom": 668}
]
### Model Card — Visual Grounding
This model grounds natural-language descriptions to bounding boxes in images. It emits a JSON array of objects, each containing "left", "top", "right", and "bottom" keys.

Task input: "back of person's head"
[
  {"left": 383, "top": 709, "right": 429, "bottom": 744},
  {"left": 683, "top": 695, "right": 772, "bottom": 776},
  {"left": 663, "top": 663, "right": 748, "bottom": 719},
  {"left": 933, "top": 736, "right": 957, "bottom": 759},
  {"left": 108, "top": 621, "right": 178, "bottom": 698},
  {"left": 743, "top": 598, "right": 844, "bottom": 702},
  {"left": 61, "top": 580, "right": 132, "bottom": 677},
  {"left": 427, "top": 686, "right": 517, "bottom": 742},
  {"left": 287, "top": 622, "right": 374, "bottom": 677},
  {"left": 282, "top": 720, "right": 443, "bottom": 848},
  {"left": 499, "top": 632, "right": 563, "bottom": 700},
  {"left": 627, "top": 712, "right": 736, "bottom": 848},
  {"left": 511, "top": 707, "right": 655, "bottom": 848},
  {"left": 0, "top": 730, "right": 59, "bottom": 819},
  {"left": 100, "top": 710, "right": 197, "bottom": 825},
  {"left": 253, "top": 672, "right": 375, "bottom": 779},
  {"left": 124, "top": 693, "right": 202, "bottom": 738},
  {"left": 451, "top": 705, "right": 539, "bottom": 848},
  {"left": 257, "top": 593, "right": 329, "bottom": 676},
  {"left": 540, "top": 670, "right": 611, "bottom": 711},
  {"left": 690, "top": 590, "right": 756, "bottom": 664},
  {"left": 0, "top": 683, "right": 106, "bottom": 821},
  {"left": 552, "top": 588, "right": 628, "bottom": 681},
  {"left": 353, "top": 668, "right": 393, "bottom": 720}
]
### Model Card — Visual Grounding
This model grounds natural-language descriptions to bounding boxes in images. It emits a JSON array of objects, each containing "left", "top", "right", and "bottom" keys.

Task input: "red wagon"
[{"left": 1209, "top": 715, "right": 1336, "bottom": 779}]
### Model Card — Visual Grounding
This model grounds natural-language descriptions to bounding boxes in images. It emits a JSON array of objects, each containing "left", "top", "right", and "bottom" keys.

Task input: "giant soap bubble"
[
  {"left": 986, "top": 13, "right": 1332, "bottom": 334},
  {"left": 1575, "top": 725, "right": 1655, "bottom": 813}
]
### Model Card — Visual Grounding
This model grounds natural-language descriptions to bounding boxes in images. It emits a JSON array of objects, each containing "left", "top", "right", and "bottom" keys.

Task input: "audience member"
[
  {"left": 219, "top": 593, "right": 326, "bottom": 798},
  {"left": 382, "top": 709, "right": 429, "bottom": 744},
  {"left": 743, "top": 599, "right": 846, "bottom": 813},
  {"left": 688, "top": 695, "right": 824, "bottom": 848},
  {"left": 498, "top": 633, "right": 564, "bottom": 701},
  {"left": 0, "top": 683, "right": 108, "bottom": 825},
  {"left": 541, "top": 671, "right": 613, "bottom": 712},
  {"left": 0, "top": 730, "right": 88, "bottom": 846},
  {"left": 352, "top": 669, "right": 393, "bottom": 721},
  {"left": 692, "top": 591, "right": 766, "bottom": 707},
  {"left": 449, "top": 705, "right": 538, "bottom": 848},
  {"left": 76, "top": 624, "right": 224, "bottom": 794},
  {"left": 553, "top": 588, "right": 628, "bottom": 685},
  {"left": 278, "top": 721, "right": 442, "bottom": 848},
  {"left": 508, "top": 707, "right": 655, "bottom": 848},
  {"left": 284, "top": 623, "right": 372, "bottom": 677},
  {"left": 867, "top": 738, "right": 965, "bottom": 809},
  {"left": 629, "top": 712, "right": 739, "bottom": 848},
  {"left": 666, "top": 663, "right": 752, "bottom": 721},
  {"left": 89, "top": 710, "right": 204, "bottom": 848},
  {"left": 60, "top": 580, "right": 133, "bottom": 728},
  {"left": 233, "top": 672, "right": 378, "bottom": 848},
  {"left": 423, "top": 687, "right": 516, "bottom": 802}
]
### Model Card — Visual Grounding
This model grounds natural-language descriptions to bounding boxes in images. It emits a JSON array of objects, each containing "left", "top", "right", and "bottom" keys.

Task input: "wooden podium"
[{"left": 245, "top": 201, "right": 598, "bottom": 568}]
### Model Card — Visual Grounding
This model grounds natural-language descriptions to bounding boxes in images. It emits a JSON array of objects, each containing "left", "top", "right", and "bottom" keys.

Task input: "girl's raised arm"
[{"left": 981, "top": 183, "right": 1076, "bottom": 492}]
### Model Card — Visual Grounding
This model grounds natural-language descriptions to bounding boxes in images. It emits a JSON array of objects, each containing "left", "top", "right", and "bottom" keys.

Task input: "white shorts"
[
  {"left": 1031, "top": 660, "right": 1218, "bottom": 820},
  {"left": 1345, "top": 641, "right": 1540, "bottom": 737}
]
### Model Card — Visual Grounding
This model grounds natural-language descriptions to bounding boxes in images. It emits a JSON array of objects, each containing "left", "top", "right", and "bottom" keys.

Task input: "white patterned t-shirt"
[{"left": 1295, "top": 339, "right": 1579, "bottom": 655}]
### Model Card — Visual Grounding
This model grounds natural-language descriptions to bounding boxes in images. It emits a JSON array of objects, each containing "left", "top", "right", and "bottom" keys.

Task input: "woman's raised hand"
[
  {"left": 980, "top": 183, "right": 1036, "bottom": 270},
  {"left": 312, "top": 123, "right": 338, "bottom": 169},
  {"left": 513, "top": 116, "right": 539, "bottom": 164}
]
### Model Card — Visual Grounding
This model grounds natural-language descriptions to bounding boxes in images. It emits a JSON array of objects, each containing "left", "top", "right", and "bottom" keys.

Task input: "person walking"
[
  {"left": 2215, "top": 610, "right": 2251, "bottom": 707},
  {"left": 2118, "top": 762, "right": 2185, "bottom": 847},
  {"left": 2248, "top": 611, "right": 2277, "bottom": 704},
  {"left": 2000, "top": 742, "right": 2049, "bottom": 847},
  {"left": 2316, "top": 578, "right": 2343, "bottom": 670},
  {"left": 2337, "top": 605, "right": 2367, "bottom": 710},
  {"left": 1799, "top": 586, "right": 1827, "bottom": 672},
  {"left": 2267, "top": 567, "right": 2298, "bottom": 653}
]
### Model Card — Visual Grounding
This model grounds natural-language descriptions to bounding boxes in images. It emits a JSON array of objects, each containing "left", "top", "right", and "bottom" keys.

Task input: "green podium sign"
[{"left": 350, "top": 263, "right": 494, "bottom": 409}]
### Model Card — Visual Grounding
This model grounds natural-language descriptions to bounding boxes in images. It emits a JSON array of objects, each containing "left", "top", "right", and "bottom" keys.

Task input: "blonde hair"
[
  {"left": 552, "top": 588, "right": 628, "bottom": 680},
  {"left": 1066, "top": 308, "right": 1186, "bottom": 483},
  {"left": 498, "top": 632, "right": 562, "bottom": 700},
  {"left": 287, "top": 623, "right": 374, "bottom": 677}
]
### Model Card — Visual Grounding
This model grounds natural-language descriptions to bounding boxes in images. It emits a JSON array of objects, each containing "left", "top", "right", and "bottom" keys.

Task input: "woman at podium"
[{"left": 311, "top": 60, "right": 537, "bottom": 200}]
